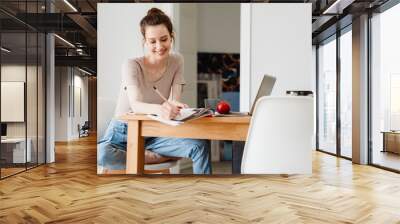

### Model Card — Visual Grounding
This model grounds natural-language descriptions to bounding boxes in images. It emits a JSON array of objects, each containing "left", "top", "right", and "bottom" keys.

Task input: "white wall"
[
  {"left": 97, "top": 3, "right": 176, "bottom": 139},
  {"left": 174, "top": 3, "right": 198, "bottom": 108},
  {"left": 197, "top": 3, "right": 240, "bottom": 53},
  {"left": 312, "top": 46, "right": 317, "bottom": 98},
  {"left": 72, "top": 74, "right": 89, "bottom": 138},
  {"left": 54, "top": 67, "right": 89, "bottom": 141},
  {"left": 54, "top": 67, "right": 68, "bottom": 141},
  {"left": 240, "top": 3, "right": 312, "bottom": 111}
]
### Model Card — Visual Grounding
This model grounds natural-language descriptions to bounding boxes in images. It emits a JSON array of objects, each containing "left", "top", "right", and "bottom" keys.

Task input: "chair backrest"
[
  {"left": 241, "top": 96, "right": 314, "bottom": 174},
  {"left": 82, "top": 121, "right": 90, "bottom": 129}
]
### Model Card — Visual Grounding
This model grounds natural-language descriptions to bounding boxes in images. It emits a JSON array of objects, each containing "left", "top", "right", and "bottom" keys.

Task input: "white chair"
[{"left": 241, "top": 96, "right": 314, "bottom": 174}]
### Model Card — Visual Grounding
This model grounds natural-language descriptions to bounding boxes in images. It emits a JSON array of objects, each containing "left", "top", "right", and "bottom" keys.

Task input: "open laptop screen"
[{"left": 249, "top": 75, "right": 276, "bottom": 115}]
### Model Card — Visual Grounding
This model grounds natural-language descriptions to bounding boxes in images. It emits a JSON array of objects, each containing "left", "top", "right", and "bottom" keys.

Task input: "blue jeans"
[{"left": 97, "top": 119, "right": 211, "bottom": 174}]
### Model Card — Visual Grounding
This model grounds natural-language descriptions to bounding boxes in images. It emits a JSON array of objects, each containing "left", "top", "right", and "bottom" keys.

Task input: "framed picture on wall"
[{"left": 1, "top": 81, "right": 25, "bottom": 122}]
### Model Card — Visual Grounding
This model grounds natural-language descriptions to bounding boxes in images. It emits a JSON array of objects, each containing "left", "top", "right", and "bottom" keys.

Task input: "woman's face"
[{"left": 144, "top": 24, "right": 172, "bottom": 60}]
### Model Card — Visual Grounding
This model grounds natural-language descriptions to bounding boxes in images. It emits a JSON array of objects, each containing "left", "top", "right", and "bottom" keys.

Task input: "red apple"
[{"left": 216, "top": 101, "right": 231, "bottom": 114}]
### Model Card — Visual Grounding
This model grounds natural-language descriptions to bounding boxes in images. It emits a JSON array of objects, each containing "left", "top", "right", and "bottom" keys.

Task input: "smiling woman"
[{"left": 97, "top": 7, "right": 211, "bottom": 175}]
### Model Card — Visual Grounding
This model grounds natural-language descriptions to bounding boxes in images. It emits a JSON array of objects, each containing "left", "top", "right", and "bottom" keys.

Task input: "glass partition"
[
  {"left": 27, "top": 0, "right": 37, "bottom": 170},
  {"left": 27, "top": 31, "right": 38, "bottom": 169},
  {"left": 0, "top": 1, "right": 46, "bottom": 179},
  {"left": 339, "top": 29, "right": 352, "bottom": 158},
  {"left": 370, "top": 3, "right": 400, "bottom": 171},
  {"left": 1, "top": 31, "right": 28, "bottom": 177},
  {"left": 317, "top": 36, "right": 337, "bottom": 155}
]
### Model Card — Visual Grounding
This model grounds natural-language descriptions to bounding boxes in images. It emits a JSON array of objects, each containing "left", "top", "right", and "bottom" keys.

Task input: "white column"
[
  {"left": 352, "top": 14, "right": 369, "bottom": 164},
  {"left": 240, "top": 3, "right": 312, "bottom": 109},
  {"left": 46, "top": 32, "right": 55, "bottom": 163}
]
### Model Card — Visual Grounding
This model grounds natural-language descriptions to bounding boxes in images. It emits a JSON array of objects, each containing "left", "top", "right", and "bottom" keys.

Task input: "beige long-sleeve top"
[{"left": 114, "top": 53, "right": 185, "bottom": 117}]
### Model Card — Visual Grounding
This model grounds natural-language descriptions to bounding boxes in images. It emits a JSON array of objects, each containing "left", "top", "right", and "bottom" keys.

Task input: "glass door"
[
  {"left": 0, "top": 0, "right": 47, "bottom": 179},
  {"left": 370, "top": 4, "right": 400, "bottom": 171},
  {"left": 317, "top": 36, "right": 337, "bottom": 155},
  {"left": 1, "top": 30, "right": 28, "bottom": 177},
  {"left": 339, "top": 28, "right": 352, "bottom": 158}
]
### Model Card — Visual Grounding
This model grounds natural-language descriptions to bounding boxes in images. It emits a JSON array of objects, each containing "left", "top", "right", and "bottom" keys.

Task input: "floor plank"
[{"left": 1, "top": 134, "right": 400, "bottom": 223}]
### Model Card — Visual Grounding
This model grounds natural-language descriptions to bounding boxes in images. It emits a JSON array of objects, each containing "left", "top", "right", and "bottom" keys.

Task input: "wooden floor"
[
  {"left": 372, "top": 150, "right": 400, "bottom": 171},
  {"left": 1, "top": 167, "right": 26, "bottom": 178},
  {"left": 1, "top": 135, "right": 400, "bottom": 223}
]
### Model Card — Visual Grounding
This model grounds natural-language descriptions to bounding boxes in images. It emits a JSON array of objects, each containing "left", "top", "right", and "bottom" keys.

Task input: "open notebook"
[{"left": 147, "top": 108, "right": 213, "bottom": 126}]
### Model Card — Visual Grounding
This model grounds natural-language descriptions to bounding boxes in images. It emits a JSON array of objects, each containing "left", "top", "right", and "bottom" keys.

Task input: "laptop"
[{"left": 217, "top": 74, "right": 276, "bottom": 116}]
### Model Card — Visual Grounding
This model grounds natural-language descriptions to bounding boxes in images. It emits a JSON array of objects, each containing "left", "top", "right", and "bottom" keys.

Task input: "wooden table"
[{"left": 120, "top": 114, "right": 251, "bottom": 174}]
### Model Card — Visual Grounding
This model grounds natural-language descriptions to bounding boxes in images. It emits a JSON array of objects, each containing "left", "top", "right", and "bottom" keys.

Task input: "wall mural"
[{"left": 197, "top": 52, "right": 240, "bottom": 109}]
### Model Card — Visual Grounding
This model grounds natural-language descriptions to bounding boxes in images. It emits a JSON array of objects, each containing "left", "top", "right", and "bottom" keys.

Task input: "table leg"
[
  {"left": 126, "top": 120, "right": 144, "bottom": 174},
  {"left": 232, "top": 141, "right": 245, "bottom": 174},
  {"left": 207, "top": 140, "right": 212, "bottom": 174},
  {"left": 382, "top": 132, "right": 386, "bottom": 152}
]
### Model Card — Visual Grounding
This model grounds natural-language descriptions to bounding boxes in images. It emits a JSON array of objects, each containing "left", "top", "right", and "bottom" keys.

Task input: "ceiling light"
[
  {"left": 63, "top": 0, "right": 78, "bottom": 12},
  {"left": 1, "top": 47, "right": 11, "bottom": 53},
  {"left": 54, "top": 34, "right": 75, "bottom": 48},
  {"left": 78, "top": 67, "right": 93, "bottom": 76}
]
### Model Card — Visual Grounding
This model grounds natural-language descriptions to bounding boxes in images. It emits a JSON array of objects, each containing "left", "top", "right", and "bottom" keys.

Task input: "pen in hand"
[
  {"left": 153, "top": 86, "right": 182, "bottom": 120},
  {"left": 152, "top": 86, "right": 169, "bottom": 102},
  {"left": 153, "top": 86, "right": 183, "bottom": 109}
]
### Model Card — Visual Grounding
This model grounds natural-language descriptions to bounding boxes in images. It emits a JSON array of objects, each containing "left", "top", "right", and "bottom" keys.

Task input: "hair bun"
[{"left": 147, "top": 8, "right": 165, "bottom": 16}]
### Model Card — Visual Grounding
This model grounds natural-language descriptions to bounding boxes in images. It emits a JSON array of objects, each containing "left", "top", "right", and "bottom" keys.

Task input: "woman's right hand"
[{"left": 161, "top": 101, "right": 181, "bottom": 120}]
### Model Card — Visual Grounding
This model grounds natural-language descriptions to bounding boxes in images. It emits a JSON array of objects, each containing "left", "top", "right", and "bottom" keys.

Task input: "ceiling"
[{"left": 0, "top": 0, "right": 393, "bottom": 75}]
